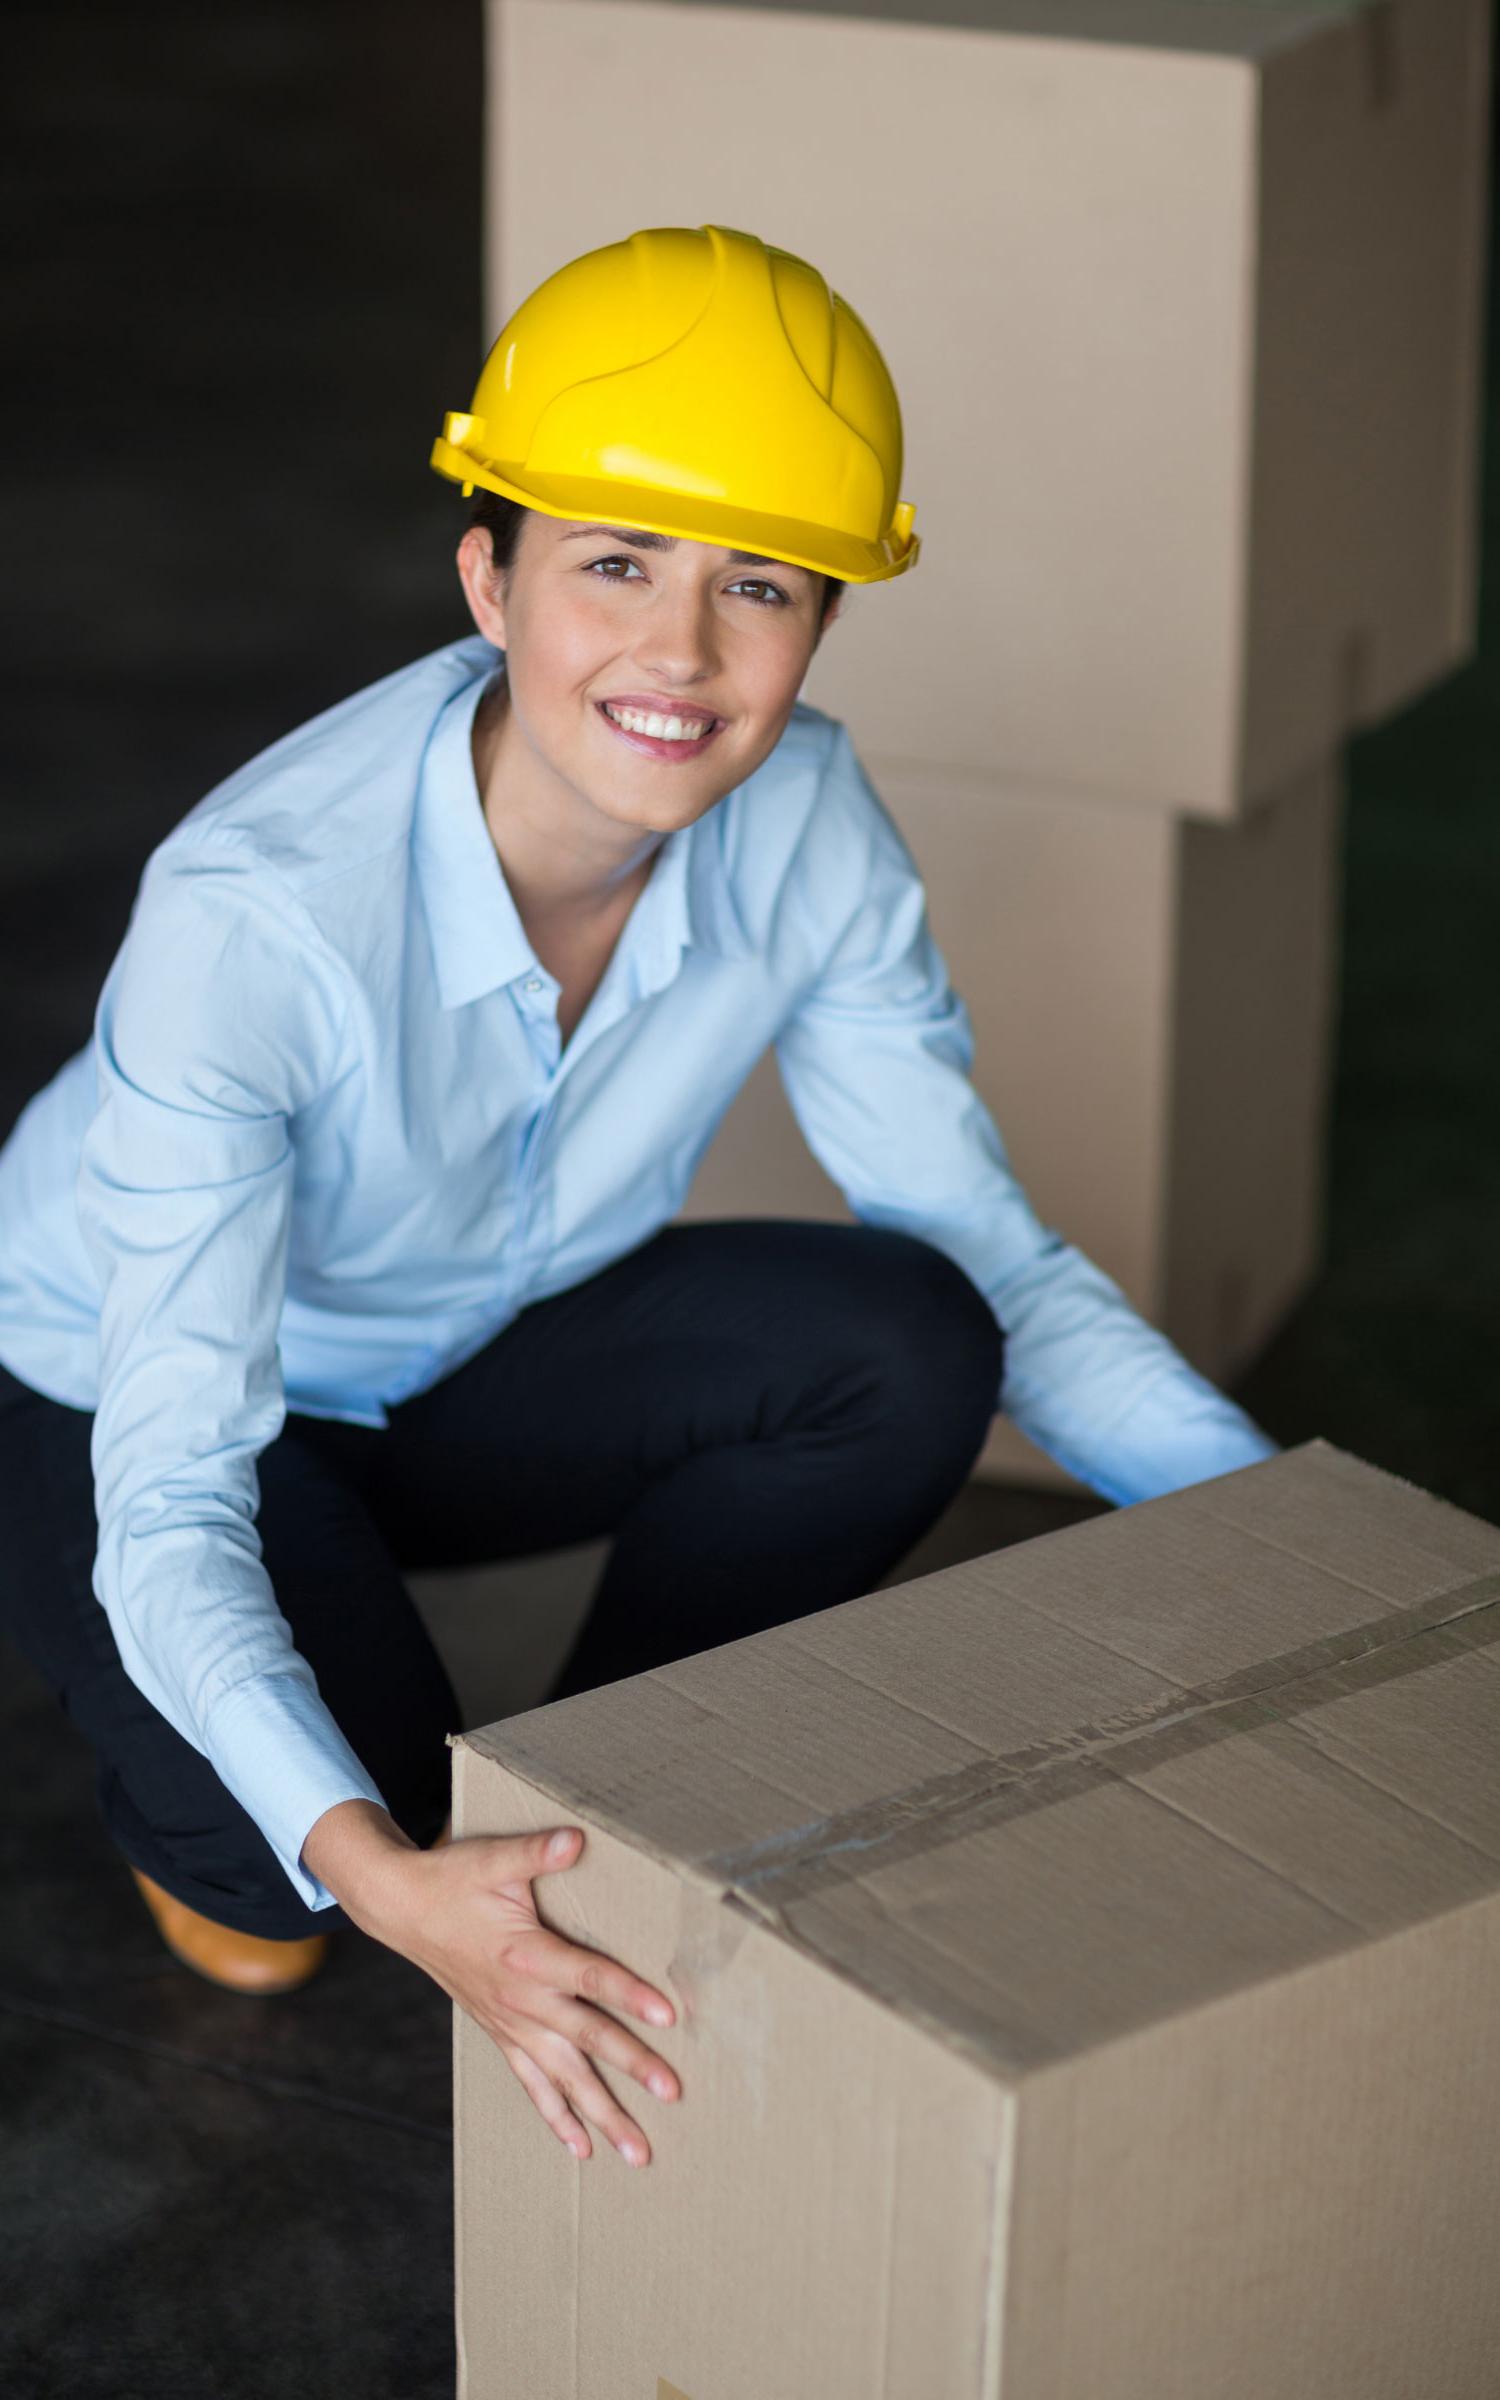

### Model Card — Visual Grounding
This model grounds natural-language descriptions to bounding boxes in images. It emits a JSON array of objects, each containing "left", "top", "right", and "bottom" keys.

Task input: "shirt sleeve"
[
  {"left": 772, "top": 730, "right": 1280, "bottom": 1507},
  {"left": 76, "top": 838, "right": 388, "bottom": 1907}
]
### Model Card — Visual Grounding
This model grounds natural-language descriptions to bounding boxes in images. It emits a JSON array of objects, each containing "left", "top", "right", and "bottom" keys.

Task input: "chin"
[{"left": 596, "top": 781, "right": 718, "bottom": 834}]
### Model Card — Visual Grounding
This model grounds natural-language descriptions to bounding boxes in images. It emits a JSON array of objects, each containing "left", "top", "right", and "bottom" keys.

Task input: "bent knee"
[{"left": 850, "top": 1229, "right": 1005, "bottom": 1418}]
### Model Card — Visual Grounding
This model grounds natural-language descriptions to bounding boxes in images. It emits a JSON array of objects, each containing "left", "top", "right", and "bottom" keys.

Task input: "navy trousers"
[{"left": 0, "top": 1221, "right": 1003, "bottom": 1937}]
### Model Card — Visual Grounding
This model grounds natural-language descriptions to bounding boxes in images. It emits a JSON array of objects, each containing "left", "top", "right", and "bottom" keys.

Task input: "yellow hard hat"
[{"left": 430, "top": 224, "right": 918, "bottom": 585}]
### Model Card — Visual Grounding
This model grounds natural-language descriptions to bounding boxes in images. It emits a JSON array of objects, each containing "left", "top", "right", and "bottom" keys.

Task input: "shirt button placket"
[
  {"left": 508, "top": 969, "right": 559, "bottom": 1311},
  {"left": 510, "top": 1090, "right": 555, "bottom": 1310},
  {"left": 514, "top": 971, "right": 559, "bottom": 1073}
]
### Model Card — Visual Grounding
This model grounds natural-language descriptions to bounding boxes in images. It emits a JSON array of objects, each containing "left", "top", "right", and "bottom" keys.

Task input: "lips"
[
  {"left": 601, "top": 697, "right": 718, "bottom": 741},
  {"left": 594, "top": 698, "right": 724, "bottom": 764}
]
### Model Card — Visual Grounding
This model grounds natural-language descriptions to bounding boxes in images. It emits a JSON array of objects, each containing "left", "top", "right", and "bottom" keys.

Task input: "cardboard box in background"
[
  {"left": 488, "top": 0, "right": 1488, "bottom": 819},
  {"left": 678, "top": 754, "right": 1343, "bottom": 1485},
  {"left": 454, "top": 1441, "right": 1500, "bottom": 2398}
]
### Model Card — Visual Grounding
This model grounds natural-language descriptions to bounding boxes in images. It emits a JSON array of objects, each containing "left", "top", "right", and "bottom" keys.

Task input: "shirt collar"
[{"left": 413, "top": 653, "right": 752, "bottom": 1011}]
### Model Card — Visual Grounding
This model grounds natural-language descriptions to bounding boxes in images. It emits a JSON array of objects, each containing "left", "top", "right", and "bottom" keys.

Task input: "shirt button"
[{"left": 523, "top": 976, "right": 543, "bottom": 994}]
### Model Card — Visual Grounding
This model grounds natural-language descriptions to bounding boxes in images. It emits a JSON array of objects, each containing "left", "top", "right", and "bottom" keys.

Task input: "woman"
[{"left": 0, "top": 225, "right": 1275, "bottom": 2172}]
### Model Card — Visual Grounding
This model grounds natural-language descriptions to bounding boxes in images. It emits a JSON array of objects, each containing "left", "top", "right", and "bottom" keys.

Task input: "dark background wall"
[{"left": 5, "top": 2, "right": 483, "bottom": 1130}]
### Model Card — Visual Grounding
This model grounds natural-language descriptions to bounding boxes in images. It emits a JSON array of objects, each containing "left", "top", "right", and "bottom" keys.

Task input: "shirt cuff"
[
  {"left": 205, "top": 1671, "right": 391, "bottom": 1911},
  {"left": 1044, "top": 1388, "right": 1281, "bottom": 1507}
]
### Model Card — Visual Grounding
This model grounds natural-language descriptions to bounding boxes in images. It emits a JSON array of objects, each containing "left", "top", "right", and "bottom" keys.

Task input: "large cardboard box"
[
  {"left": 678, "top": 753, "right": 1343, "bottom": 1484},
  {"left": 486, "top": 0, "right": 1488, "bottom": 819},
  {"left": 454, "top": 1440, "right": 1500, "bottom": 2397}
]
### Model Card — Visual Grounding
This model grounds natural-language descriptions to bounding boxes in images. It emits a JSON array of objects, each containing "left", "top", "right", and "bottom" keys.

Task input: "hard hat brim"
[{"left": 430, "top": 437, "right": 918, "bottom": 586}]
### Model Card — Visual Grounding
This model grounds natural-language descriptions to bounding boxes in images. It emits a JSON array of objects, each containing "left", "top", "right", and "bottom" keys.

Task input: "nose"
[{"left": 636, "top": 574, "right": 718, "bottom": 688}]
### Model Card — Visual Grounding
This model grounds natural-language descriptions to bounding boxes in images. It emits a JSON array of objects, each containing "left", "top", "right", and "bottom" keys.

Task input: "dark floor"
[{"left": 4, "top": 7, "right": 1499, "bottom": 2396}]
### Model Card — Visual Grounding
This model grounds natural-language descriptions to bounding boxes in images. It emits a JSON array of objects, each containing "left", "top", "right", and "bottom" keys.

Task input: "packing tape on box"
[{"left": 704, "top": 1568, "right": 1500, "bottom": 1913}]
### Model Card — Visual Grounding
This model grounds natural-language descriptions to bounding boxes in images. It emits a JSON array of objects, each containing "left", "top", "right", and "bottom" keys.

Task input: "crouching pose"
[{"left": 0, "top": 225, "right": 1275, "bottom": 2169}]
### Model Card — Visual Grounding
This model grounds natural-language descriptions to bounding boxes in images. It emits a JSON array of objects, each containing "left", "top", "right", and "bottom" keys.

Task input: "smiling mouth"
[
  {"left": 595, "top": 699, "right": 724, "bottom": 761},
  {"left": 600, "top": 700, "right": 720, "bottom": 743}
]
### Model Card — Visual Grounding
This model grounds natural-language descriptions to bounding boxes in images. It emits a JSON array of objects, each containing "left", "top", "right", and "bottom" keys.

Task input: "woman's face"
[{"left": 457, "top": 512, "right": 836, "bottom": 838}]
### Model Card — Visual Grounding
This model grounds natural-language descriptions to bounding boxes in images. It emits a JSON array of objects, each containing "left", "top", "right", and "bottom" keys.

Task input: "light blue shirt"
[{"left": 0, "top": 637, "right": 1276, "bottom": 1905}]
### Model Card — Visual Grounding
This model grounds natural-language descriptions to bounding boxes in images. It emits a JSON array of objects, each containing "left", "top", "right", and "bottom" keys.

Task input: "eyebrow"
[{"left": 559, "top": 524, "right": 803, "bottom": 574}]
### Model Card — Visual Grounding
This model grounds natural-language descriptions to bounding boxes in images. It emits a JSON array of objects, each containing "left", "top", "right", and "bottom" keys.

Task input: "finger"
[
  {"left": 507, "top": 1924, "right": 675, "bottom": 2030},
  {"left": 535, "top": 2039, "right": 653, "bottom": 2167},
  {"left": 493, "top": 1825, "right": 583, "bottom": 1881},
  {"left": 549, "top": 1995, "right": 681, "bottom": 2103},
  {"left": 506, "top": 2043, "right": 593, "bottom": 2162}
]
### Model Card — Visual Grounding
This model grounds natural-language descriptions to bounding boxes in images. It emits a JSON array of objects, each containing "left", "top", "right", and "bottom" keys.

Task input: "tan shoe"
[{"left": 129, "top": 1867, "right": 330, "bottom": 1996}]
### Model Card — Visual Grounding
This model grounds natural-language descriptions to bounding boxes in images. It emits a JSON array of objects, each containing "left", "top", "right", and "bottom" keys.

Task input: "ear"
[{"left": 456, "top": 526, "right": 508, "bottom": 648}]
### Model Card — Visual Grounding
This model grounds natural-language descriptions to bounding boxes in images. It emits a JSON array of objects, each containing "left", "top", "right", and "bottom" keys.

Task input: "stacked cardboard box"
[
  {"left": 454, "top": 1441, "right": 1500, "bottom": 2395},
  {"left": 484, "top": 0, "right": 1489, "bottom": 1478}
]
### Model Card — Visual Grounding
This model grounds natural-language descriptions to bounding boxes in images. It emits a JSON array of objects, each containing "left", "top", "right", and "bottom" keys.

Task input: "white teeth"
[{"left": 604, "top": 703, "right": 712, "bottom": 742}]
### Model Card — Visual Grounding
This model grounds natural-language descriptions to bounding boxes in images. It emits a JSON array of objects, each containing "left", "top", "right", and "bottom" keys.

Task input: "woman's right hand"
[{"left": 301, "top": 1798, "right": 680, "bottom": 2166}]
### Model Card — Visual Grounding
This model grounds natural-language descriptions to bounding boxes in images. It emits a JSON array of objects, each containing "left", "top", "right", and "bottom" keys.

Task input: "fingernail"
[
  {"left": 647, "top": 2001, "right": 672, "bottom": 2026},
  {"left": 547, "top": 1831, "right": 574, "bottom": 1861},
  {"left": 649, "top": 2073, "right": 674, "bottom": 2100},
  {"left": 622, "top": 2143, "right": 647, "bottom": 2167}
]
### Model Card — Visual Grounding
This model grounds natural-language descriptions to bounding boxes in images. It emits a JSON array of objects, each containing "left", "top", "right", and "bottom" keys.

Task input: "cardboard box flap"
[
  {"left": 473, "top": 1443, "right": 1499, "bottom": 1852},
  {"left": 738, "top": 1601, "right": 1500, "bottom": 2072},
  {"left": 615, "top": 0, "right": 1364, "bottom": 65},
  {"left": 468, "top": 1443, "right": 1500, "bottom": 2074}
]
